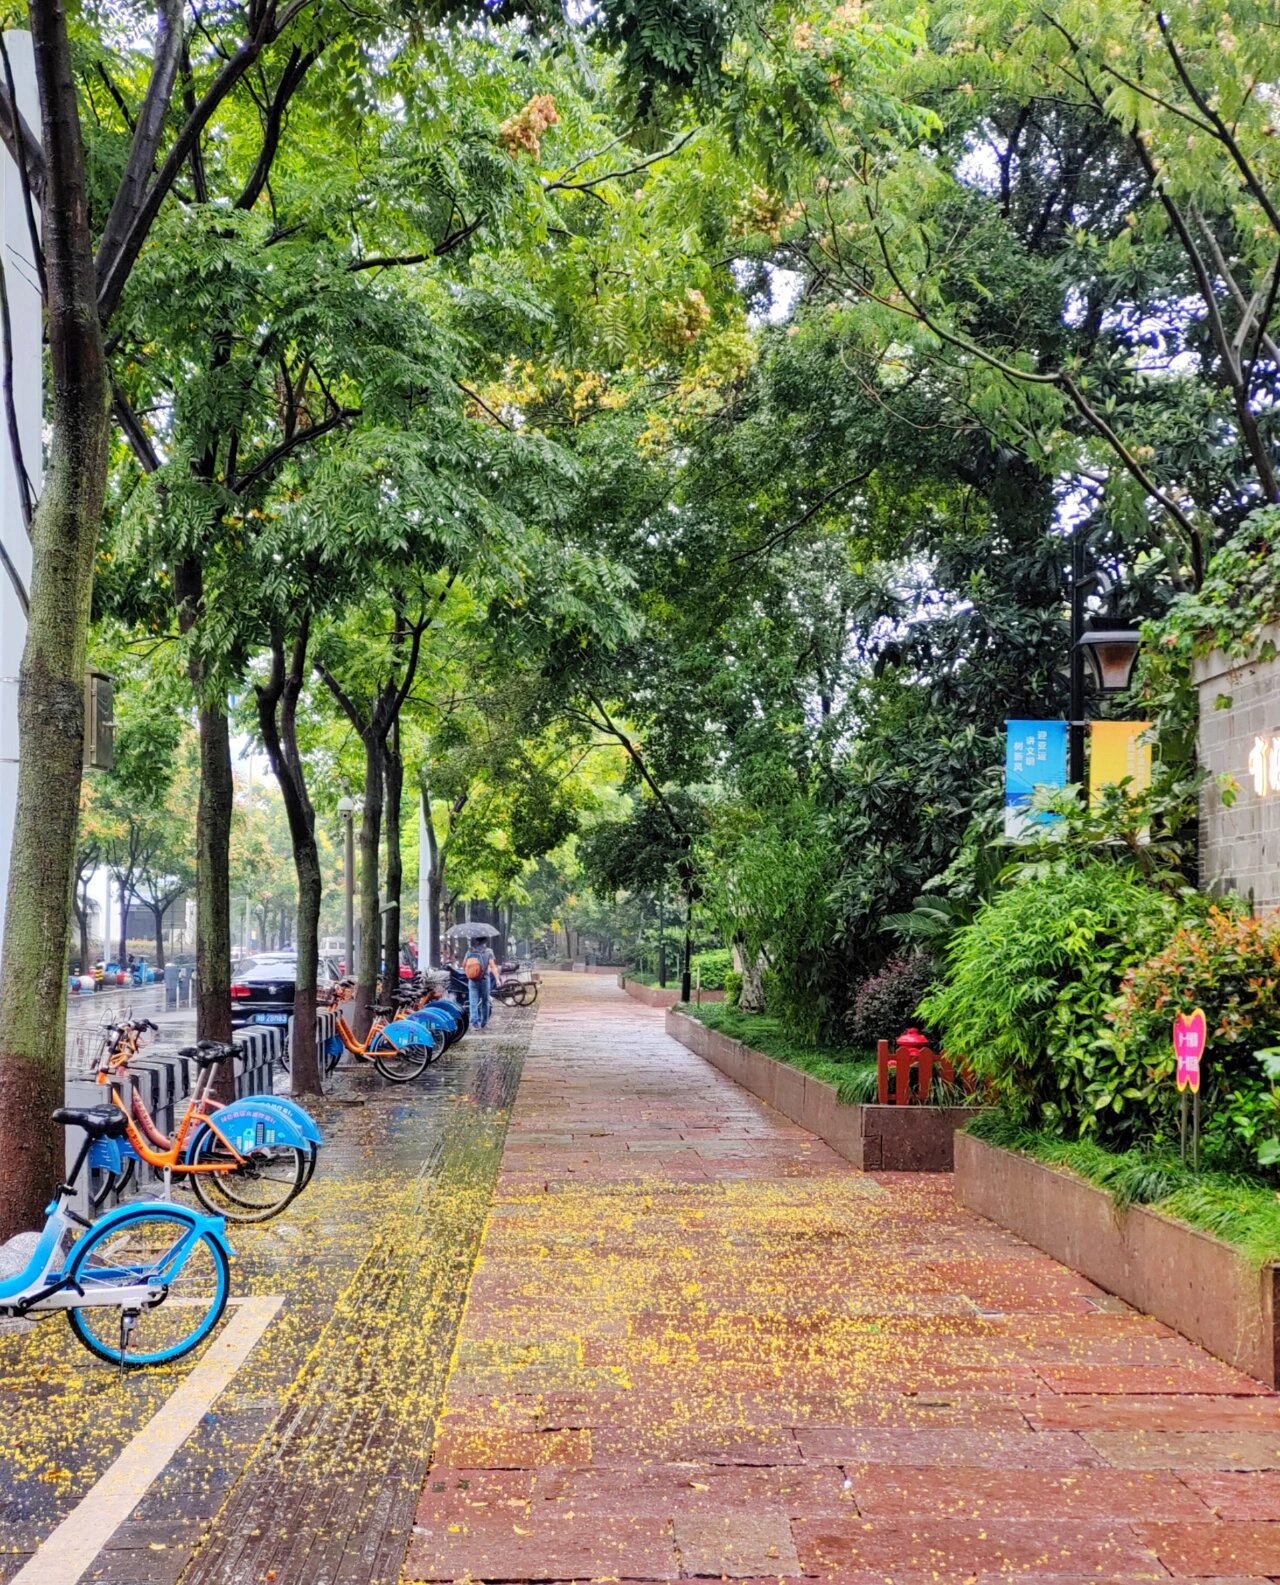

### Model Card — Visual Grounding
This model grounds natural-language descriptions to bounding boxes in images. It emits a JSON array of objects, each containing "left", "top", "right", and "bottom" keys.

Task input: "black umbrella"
[{"left": 445, "top": 922, "right": 499, "bottom": 939}]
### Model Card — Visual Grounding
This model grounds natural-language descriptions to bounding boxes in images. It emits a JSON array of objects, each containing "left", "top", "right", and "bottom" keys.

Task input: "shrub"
[
  {"left": 722, "top": 969, "right": 743, "bottom": 1006},
  {"left": 1107, "top": 904, "right": 1280, "bottom": 1169},
  {"left": 846, "top": 953, "right": 937, "bottom": 1050},
  {"left": 692, "top": 948, "right": 733, "bottom": 990},
  {"left": 918, "top": 861, "right": 1184, "bottom": 1131},
  {"left": 701, "top": 795, "right": 840, "bottom": 1043}
]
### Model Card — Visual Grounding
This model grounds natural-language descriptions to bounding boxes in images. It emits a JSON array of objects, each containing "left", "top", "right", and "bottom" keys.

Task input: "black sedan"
[{"left": 230, "top": 952, "right": 339, "bottom": 1028}]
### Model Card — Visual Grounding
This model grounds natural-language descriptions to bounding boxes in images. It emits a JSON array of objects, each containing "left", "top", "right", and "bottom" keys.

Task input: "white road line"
[{"left": 11, "top": 1294, "right": 283, "bottom": 1585}]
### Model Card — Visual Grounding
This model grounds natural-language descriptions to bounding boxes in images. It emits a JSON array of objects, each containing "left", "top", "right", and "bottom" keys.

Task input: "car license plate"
[{"left": 253, "top": 1012, "right": 290, "bottom": 1024}]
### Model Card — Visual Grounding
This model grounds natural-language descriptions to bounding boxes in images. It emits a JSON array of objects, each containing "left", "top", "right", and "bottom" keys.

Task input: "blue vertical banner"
[{"left": 1004, "top": 720, "right": 1069, "bottom": 841}]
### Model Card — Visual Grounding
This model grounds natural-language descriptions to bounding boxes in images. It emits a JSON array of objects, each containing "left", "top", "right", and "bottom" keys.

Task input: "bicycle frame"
[
  {"left": 0, "top": 1152, "right": 224, "bottom": 1317},
  {"left": 98, "top": 1048, "right": 252, "bottom": 1179}
]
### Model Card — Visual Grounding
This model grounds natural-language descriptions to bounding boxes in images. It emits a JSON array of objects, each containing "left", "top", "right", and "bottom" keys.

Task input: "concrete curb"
[{"left": 623, "top": 978, "right": 725, "bottom": 1008}]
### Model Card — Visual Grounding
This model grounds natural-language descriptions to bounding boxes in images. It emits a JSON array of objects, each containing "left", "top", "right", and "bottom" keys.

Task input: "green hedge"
[{"left": 692, "top": 948, "right": 734, "bottom": 990}]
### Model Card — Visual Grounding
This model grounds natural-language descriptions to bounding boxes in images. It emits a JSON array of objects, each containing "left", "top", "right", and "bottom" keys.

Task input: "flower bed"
[
  {"left": 956, "top": 1131, "right": 1280, "bottom": 1386},
  {"left": 666, "top": 1007, "right": 978, "bottom": 1171}
]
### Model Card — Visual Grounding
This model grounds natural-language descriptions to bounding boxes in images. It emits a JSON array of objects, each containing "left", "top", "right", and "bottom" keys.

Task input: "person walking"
[{"left": 463, "top": 936, "right": 501, "bottom": 1030}]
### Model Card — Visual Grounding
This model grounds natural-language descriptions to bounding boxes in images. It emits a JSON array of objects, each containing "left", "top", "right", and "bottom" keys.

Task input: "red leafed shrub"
[
  {"left": 1108, "top": 904, "right": 1280, "bottom": 1167},
  {"left": 846, "top": 953, "right": 937, "bottom": 1051}
]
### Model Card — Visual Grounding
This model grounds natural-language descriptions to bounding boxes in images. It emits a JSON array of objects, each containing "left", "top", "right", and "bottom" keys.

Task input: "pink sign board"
[{"left": 1174, "top": 1008, "right": 1207, "bottom": 1094}]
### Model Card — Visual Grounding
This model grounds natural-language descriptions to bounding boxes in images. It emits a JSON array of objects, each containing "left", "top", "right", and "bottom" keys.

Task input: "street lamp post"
[
  {"left": 337, "top": 795, "right": 361, "bottom": 977},
  {"left": 1068, "top": 528, "right": 1142, "bottom": 786}
]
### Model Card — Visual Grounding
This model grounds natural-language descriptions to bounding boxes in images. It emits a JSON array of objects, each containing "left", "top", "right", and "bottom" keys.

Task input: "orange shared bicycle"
[
  {"left": 319, "top": 980, "right": 453, "bottom": 1082},
  {"left": 94, "top": 1021, "right": 310, "bottom": 1221}
]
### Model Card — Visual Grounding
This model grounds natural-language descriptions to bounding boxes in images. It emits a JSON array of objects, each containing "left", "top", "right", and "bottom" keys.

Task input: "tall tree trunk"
[
  {"left": 317, "top": 604, "right": 427, "bottom": 1033},
  {"left": 118, "top": 887, "right": 129, "bottom": 963},
  {"left": 176, "top": 557, "right": 235, "bottom": 1099},
  {"left": 382, "top": 720, "right": 403, "bottom": 984},
  {"left": 195, "top": 698, "right": 234, "bottom": 1096},
  {"left": 74, "top": 896, "right": 89, "bottom": 974},
  {"left": 257, "top": 624, "right": 322, "bottom": 1096},
  {"left": 152, "top": 904, "right": 165, "bottom": 971},
  {"left": 355, "top": 734, "right": 383, "bottom": 1040},
  {"left": 0, "top": 0, "right": 112, "bottom": 1239},
  {"left": 420, "top": 779, "right": 441, "bottom": 967}
]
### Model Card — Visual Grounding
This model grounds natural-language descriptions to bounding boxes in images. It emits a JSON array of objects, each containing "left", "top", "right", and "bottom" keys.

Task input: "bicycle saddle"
[
  {"left": 52, "top": 1105, "right": 129, "bottom": 1140},
  {"left": 179, "top": 1041, "right": 236, "bottom": 1067}
]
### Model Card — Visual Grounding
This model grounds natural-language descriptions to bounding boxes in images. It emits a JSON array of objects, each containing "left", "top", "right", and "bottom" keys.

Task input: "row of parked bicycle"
[
  {"left": 0, "top": 960, "right": 538, "bottom": 1371},
  {"left": 0, "top": 1020, "right": 324, "bottom": 1370},
  {"left": 297, "top": 962, "right": 536, "bottom": 1082}
]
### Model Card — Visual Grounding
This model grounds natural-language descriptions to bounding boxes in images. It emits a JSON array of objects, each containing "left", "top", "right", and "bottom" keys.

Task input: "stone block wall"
[{"left": 1193, "top": 623, "right": 1280, "bottom": 910}]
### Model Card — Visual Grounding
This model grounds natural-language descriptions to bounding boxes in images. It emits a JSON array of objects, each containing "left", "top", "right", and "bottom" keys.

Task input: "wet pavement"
[
  {"left": 1, "top": 1003, "right": 530, "bottom": 1585},
  {"left": 11, "top": 972, "right": 1280, "bottom": 1583},
  {"left": 65, "top": 987, "right": 196, "bottom": 1069},
  {"left": 405, "top": 973, "right": 1280, "bottom": 1584}
]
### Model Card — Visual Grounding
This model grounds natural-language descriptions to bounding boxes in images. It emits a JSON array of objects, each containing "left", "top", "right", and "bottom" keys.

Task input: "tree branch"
[
  {"left": 94, "top": 0, "right": 184, "bottom": 306},
  {"left": 728, "top": 474, "right": 870, "bottom": 563},
  {"left": 0, "top": 530, "right": 28, "bottom": 615},
  {"left": 580, "top": 688, "right": 688, "bottom": 844},
  {"left": 456, "top": 379, "right": 512, "bottom": 430},
  {"left": 865, "top": 225, "right": 1204, "bottom": 547},
  {"left": 235, "top": 45, "right": 320, "bottom": 211},
  {"left": 0, "top": 32, "right": 45, "bottom": 293},
  {"left": 97, "top": 0, "right": 317, "bottom": 324},
  {"left": 0, "top": 245, "right": 33, "bottom": 531},
  {"left": 113, "top": 383, "right": 161, "bottom": 473},
  {"left": 232, "top": 404, "right": 358, "bottom": 494},
  {"left": 1156, "top": 11, "right": 1280, "bottom": 242},
  {"left": 0, "top": 44, "right": 44, "bottom": 208},
  {"left": 348, "top": 215, "right": 484, "bottom": 272},
  {"left": 94, "top": 61, "right": 136, "bottom": 133},
  {"left": 316, "top": 661, "right": 364, "bottom": 733},
  {"left": 544, "top": 129, "right": 697, "bottom": 194}
]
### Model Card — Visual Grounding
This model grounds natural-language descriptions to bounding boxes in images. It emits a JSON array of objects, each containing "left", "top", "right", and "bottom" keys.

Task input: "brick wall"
[{"left": 1193, "top": 623, "right": 1280, "bottom": 910}]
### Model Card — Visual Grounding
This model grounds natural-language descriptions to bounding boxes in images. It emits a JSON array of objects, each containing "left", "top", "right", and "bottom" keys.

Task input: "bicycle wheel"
[
  {"left": 66, "top": 1208, "right": 229, "bottom": 1368},
  {"left": 186, "top": 1128, "right": 307, "bottom": 1222},
  {"left": 373, "top": 1031, "right": 434, "bottom": 1082}
]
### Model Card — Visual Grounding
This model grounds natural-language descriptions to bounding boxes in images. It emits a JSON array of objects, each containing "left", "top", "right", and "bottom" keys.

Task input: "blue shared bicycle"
[{"left": 0, "top": 1107, "right": 231, "bottom": 1368}]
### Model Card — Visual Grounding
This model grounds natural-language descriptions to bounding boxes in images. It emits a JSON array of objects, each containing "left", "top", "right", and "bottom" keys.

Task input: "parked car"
[{"left": 230, "top": 952, "right": 340, "bottom": 1028}]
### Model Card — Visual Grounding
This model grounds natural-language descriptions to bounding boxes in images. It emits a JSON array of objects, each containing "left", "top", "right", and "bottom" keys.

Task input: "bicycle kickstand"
[
  {"left": 162, "top": 1165, "right": 173, "bottom": 1201},
  {"left": 119, "top": 1309, "right": 138, "bottom": 1376}
]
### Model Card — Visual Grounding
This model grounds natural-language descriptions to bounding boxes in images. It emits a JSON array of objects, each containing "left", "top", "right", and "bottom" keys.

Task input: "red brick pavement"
[{"left": 401, "top": 973, "right": 1280, "bottom": 1583}]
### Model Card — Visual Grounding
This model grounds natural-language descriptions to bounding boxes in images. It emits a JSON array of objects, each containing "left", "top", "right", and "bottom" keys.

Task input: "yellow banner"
[{"left": 1089, "top": 721, "right": 1152, "bottom": 804}]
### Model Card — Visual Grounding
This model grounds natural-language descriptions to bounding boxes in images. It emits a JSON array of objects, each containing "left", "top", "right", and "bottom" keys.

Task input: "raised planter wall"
[
  {"left": 665, "top": 1008, "right": 972, "bottom": 1171},
  {"left": 956, "top": 1131, "right": 1280, "bottom": 1387},
  {"left": 623, "top": 978, "right": 725, "bottom": 1008}
]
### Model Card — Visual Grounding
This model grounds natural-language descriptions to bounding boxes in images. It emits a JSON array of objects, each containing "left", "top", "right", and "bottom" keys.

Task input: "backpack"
[{"left": 463, "top": 952, "right": 485, "bottom": 980}]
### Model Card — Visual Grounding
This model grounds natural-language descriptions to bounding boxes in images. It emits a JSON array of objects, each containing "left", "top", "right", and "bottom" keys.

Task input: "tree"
[
  {"left": 0, "top": 0, "right": 355, "bottom": 1239},
  {"left": 255, "top": 618, "right": 325, "bottom": 1092}
]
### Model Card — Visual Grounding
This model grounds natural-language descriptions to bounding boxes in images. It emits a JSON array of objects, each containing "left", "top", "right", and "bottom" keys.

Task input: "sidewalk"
[
  {"left": 406, "top": 973, "right": 1280, "bottom": 1584},
  {"left": 0, "top": 1004, "right": 532, "bottom": 1585}
]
